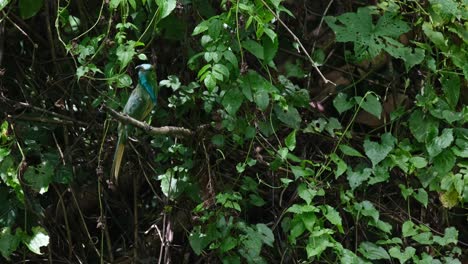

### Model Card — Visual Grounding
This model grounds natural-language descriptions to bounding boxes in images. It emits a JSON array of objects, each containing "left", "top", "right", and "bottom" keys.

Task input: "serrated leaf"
[
  {"left": 347, "top": 167, "right": 372, "bottom": 190},
  {"left": 325, "top": 7, "right": 410, "bottom": 61},
  {"left": 330, "top": 153, "right": 347, "bottom": 178},
  {"left": 322, "top": 205, "right": 343, "bottom": 233},
  {"left": 297, "top": 183, "right": 316, "bottom": 205}
]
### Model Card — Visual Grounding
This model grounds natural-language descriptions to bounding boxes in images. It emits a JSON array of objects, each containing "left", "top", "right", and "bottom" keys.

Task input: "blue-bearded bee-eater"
[{"left": 111, "top": 63, "right": 158, "bottom": 184}]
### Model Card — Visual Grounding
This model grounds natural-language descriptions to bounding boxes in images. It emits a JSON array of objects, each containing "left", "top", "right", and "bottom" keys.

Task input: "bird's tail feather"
[{"left": 111, "top": 130, "right": 126, "bottom": 185}]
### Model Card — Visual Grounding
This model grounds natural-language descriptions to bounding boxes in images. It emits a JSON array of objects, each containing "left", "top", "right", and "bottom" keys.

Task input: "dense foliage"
[{"left": 0, "top": 0, "right": 467, "bottom": 263}]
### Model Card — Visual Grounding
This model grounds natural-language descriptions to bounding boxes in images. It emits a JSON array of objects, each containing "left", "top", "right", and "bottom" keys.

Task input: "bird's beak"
[{"left": 135, "top": 65, "right": 143, "bottom": 70}]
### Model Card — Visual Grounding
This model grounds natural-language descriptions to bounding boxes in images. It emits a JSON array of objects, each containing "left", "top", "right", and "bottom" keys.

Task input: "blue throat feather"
[{"left": 138, "top": 71, "right": 157, "bottom": 104}]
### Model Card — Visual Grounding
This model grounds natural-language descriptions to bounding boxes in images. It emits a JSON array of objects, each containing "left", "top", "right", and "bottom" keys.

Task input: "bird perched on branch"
[{"left": 111, "top": 63, "right": 158, "bottom": 184}]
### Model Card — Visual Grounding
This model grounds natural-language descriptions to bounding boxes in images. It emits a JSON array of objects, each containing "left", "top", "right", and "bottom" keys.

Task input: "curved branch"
[{"left": 102, "top": 104, "right": 202, "bottom": 138}]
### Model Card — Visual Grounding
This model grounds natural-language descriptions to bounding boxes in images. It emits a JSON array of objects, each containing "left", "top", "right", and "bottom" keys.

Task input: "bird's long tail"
[{"left": 111, "top": 128, "right": 126, "bottom": 184}]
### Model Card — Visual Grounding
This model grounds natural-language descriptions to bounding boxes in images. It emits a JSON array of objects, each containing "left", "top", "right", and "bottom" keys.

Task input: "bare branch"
[{"left": 102, "top": 104, "right": 200, "bottom": 138}]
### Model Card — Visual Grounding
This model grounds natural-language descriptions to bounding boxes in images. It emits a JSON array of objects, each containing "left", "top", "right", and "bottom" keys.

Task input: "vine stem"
[{"left": 258, "top": 0, "right": 336, "bottom": 86}]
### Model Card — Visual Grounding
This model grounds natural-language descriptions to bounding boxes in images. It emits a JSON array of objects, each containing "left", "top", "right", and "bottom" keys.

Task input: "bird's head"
[
  {"left": 135, "top": 63, "right": 157, "bottom": 103},
  {"left": 135, "top": 63, "right": 153, "bottom": 72}
]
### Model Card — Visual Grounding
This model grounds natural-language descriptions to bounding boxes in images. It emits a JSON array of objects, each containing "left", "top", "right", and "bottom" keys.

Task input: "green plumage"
[{"left": 111, "top": 64, "right": 158, "bottom": 184}]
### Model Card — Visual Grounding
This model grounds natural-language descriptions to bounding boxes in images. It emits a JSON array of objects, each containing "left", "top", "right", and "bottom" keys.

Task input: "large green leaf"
[
  {"left": 24, "top": 227, "right": 49, "bottom": 255},
  {"left": 19, "top": 0, "right": 43, "bottom": 19},
  {"left": 358, "top": 242, "right": 391, "bottom": 260},
  {"left": 156, "top": 0, "right": 176, "bottom": 21},
  {"left": 364, "top": 133, "right": 396, "bottom": 167},
  {"left": 222, "top": 88, "right": 244, "bottom": 115}
]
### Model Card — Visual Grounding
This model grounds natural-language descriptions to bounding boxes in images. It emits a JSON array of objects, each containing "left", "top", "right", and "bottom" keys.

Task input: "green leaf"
[
  {"left": 222, "top": 88, "right": 244, "bottom": 115},
  {"left": 347, "top": 167, "right": 372, "bottom": 190},
  {"left": 411, "top": 232, "right": 433, "bottom": 245},
  {"left": 358, "top": 242, "right": 391, "bottom": 260},
  {"left": 433, "top": 227, "right": 458, "bottom": 246},
  {"left": 322, "top": 205, "right": 344, "bottom": 233},
  {"left": 262, "top": 35, "right": 278, "bottom": 64},
  {"left": 291, "top": 166, "right": 314, "bottom": 179},
  {"left": 19, "top": 0, "right": 43, "bottom": 19},
  {"left": 306, "top": 232, "right": 334, "bottom": 258},
  {"left": 242, "top": 39, "right": 264, "bottom": 60},
  {"left": 0, "top": 227, "right": 21, "bottom": 260},
  {"left": 339, "top": 144, "right": 364, "bottom": 158},
  {"left": 357, "top": 93, "right": 382, "bottom": 119},
  {"left": 409, "top": 109, "right": 439, "bottom": 143},
  {"left": 220, "top": 236, "right": 237, "bottom": 253},
  {"left": 297, "top": 183, "right": 316, "bottom": 205},
  {"left": 274, "top": 105, "right": 301, "bottom": 129},
  {"left": 189, "top": 226, "right": 212, "bottom": 255},
  {"left": 254, "top": 90, "right": 269, "bottom": 111},
  {"left": 402, "top": 221, "right": 418, "bottom": 237},
  {"left": 116, "top": 74, "right": 132, "bottom": 88},
  {"left": 223, "top": 50, "right": 239, "bottom": 70},
  {"left": 24, "top": 226, "right": 49, "bottom": 255},
  {"left": 0, "top": 0, "right": 10, "bottom": 11},
  {"left": 23, "top": 161, "right": 54, "bottom": 194},
  {"left": 213, "top": 64, "right": 230, "bottom": 79},
  {"left": 413, "top": 188, "right": 428, "bottom": 208},
  {"left": 410, "top": 156, "right": 428, "bottom": 169},
  {"left": 116, "top": 42, "right": 137, "bottom": 70},
  {"left": 354, "top": 200, "right": 379, "bottom": 222},
  {"left": 333, "top": 93, "right": 354, "bottom": 114},
  {"left": 389, "top": 246, "right": 416, "bottom": 264},
  {"left": 256, "top": 223, "right": 274, "bottom": 247},
  {"left": 285, "top": 130, "right": 296, "bottom": 151},
  {"left": 325, "top": 7, "right": 410, "bottom": 61},
  {"left": 440, "top": 72, "right": 460, "bottom": 109},
  {"left": 156, "top": 0, "right": 176, "bottom": 21},
  {"left": 330, "top": 153, "right": 347, "bottom": 178},
  {"left": 204, "top": 73, "right": 216, "bottom": 90},
  {"left": 364, "top": 133, "right": 396, "bottom": 167},
  {"left": 192, "top": 20, "right": 209, "bottom": 36},
  {"left": 427, "top": 128, "right": 454, "bottom": 158}
]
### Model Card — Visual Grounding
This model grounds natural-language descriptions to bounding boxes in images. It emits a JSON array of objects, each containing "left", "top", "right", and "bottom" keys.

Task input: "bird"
[{"left": 111, "top": 63, "right": 158, "bottom": 184}]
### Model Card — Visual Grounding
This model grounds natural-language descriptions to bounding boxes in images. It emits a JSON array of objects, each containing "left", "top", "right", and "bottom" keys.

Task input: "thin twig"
[{"left": 258, "top": 0, "right": 336, "bottom": 85}]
